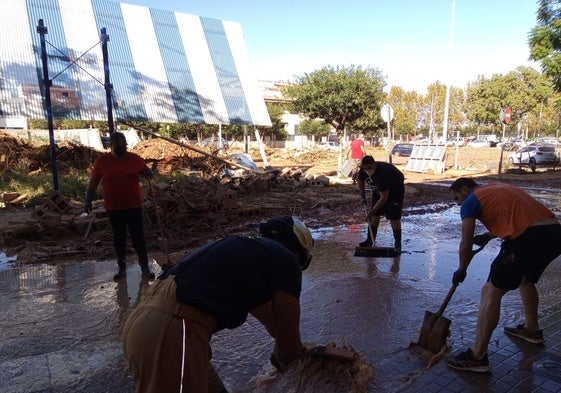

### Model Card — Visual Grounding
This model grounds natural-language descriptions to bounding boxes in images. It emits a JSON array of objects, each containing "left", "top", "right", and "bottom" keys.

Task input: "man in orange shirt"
[
  {"left": 446, "top": 178, "right": 561, "bottom": 372},
  {"left": 85, "top": 132, "right": 155, "bottom": 281}
]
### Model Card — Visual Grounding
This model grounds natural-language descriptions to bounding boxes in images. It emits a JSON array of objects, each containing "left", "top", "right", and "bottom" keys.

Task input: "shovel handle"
[
  {"left": 436, "top": 283, "right": 458, "bottom": 317},
  {"left": 436, "top": 246, "right": 484, "bottom": 316}
]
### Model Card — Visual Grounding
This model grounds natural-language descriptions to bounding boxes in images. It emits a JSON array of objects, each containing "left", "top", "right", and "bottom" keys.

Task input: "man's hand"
[
  {"left": 84, "top": 189, "right": 94, "bottom": 213},
  {"left": 452, "top": 268, "right": 467, "bottom": 285},
  {"left": 361, "top": 197, "right": 367, "bottom": 206},
  {"left": 473, "top": 233, "right": 492, "bottom": 247}
]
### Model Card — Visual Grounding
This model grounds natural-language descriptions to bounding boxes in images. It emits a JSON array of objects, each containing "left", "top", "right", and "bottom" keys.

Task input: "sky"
[{"left": 116, "top": 0, "right": 541, "bottom": 93}]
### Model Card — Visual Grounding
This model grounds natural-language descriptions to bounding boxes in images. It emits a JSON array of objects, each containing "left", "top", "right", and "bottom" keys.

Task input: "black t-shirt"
[
  {"left": 161, "top": 235, "right": 302, "bottom": 331},
  {"left": 357, "top": 162, "right": 405, "bottom": 200}
]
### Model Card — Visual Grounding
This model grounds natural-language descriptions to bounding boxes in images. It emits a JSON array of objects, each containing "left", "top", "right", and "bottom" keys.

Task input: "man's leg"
[
  {"left": 519, "top": 277, "right": 539, "bottom": 332},
  {"left": 390, "top": 219, "right": 402, "bottom": 251},
  {"left": 471, "top": 282, "right": 507, "bottom": 358},
  {"left": 360, "top": 215, "right": 380, "bottom": 247},
  {"left": 108, "top": 211, "right": 128, "bottom": 280},
  {"left": 127, "top": 208, "right": 155, "bottom": 280}
]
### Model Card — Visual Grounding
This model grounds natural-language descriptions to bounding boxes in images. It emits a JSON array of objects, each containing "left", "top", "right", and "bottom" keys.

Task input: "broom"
[{"left": 354, "top": 205, "right": 399, "bottom": 258}]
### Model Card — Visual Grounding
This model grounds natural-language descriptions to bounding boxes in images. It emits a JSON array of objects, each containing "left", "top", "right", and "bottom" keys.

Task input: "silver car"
[{"left": 508, "top": 145, "right": 560, "bottom": 167}]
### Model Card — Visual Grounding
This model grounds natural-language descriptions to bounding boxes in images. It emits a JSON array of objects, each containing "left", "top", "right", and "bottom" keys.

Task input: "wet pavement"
[{"left": 1, "top": 188, "right": 561, "bottom": 392}]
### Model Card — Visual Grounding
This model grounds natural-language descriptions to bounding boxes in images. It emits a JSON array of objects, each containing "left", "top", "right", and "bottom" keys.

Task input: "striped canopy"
[{"left": 0, "top": 0, "right": 271, "bottom": 126}]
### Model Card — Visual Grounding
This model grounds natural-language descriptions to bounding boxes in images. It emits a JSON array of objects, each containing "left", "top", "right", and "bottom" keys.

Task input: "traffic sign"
[
  {"left": 381, "top": 104, "right": 394, "bottom": 123},
  {"left": 500, "top": 107, "right": 512, "bottom": 124}
]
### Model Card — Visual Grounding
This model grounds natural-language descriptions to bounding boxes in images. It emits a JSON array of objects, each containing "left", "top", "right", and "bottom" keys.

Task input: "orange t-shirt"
[
  {"left": 460, "top": 183, "right": 554, "bottom": 239},
  {"left": 91, "top": 152, "right": 146, "bottom": 211}
]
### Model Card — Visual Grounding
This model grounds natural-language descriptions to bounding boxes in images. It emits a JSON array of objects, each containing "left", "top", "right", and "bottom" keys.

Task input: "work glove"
[
  {"left": 360, "top": 190, "right": 367, "bottom": 206},
  {"left": 361, "top": 198, "right": 367, "bottom": 206},
  {"left": 452, "top": 268, "right": 467, "bottom": 285},
  {"left": 84, "top": 189, "right": 94, "bottom": 213},
  {"left": 473, "top": 233, "right": 492, "bottom": 247}
]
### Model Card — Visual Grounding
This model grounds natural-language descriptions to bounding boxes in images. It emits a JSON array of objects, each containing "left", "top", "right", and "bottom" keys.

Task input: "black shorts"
[
  {"left": 488, "top": 224, "right": 561, "bottom": 290},
  {"left": 371, "top": 193, "right": 404, "bottom": 221}
]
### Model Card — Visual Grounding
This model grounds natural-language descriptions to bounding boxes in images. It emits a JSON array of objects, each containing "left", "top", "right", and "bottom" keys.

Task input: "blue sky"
[{"left": 118, "top": 0, "right": 540, "bottom": 93}]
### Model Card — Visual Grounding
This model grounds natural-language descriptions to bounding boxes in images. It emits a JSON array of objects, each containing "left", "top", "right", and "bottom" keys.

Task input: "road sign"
[
  {"left": 500, "top": 107, "right": 512, "bottom": 124},
  {"left": 381, "top": 103, "right": 394, "bottom": 123}
]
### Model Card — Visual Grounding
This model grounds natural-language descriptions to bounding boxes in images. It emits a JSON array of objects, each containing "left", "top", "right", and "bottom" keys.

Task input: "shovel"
[{"left": 417, "top": 245, "right": 484, "bottom": 352}]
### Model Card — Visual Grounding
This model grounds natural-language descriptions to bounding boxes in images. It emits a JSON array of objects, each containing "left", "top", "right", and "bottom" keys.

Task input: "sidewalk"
[{"left": 400, "top": 302, "right": 561, "bottom": 392}]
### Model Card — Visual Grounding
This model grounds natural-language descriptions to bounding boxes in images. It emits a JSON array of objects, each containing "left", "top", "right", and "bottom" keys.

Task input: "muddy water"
[{"left": 1, "top": 189, "right": 560, "bottom": 392}]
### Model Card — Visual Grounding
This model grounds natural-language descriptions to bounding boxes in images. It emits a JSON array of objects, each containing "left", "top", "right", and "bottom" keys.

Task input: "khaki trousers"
[{"left": 122, "top": 277, "right": 224, "bottom": 393}]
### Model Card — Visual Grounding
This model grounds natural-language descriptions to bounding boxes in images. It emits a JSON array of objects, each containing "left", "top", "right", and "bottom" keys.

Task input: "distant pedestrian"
[
  {"left": 84, "top": 131, "right": 155, "bottom": 281},
  {"left": 446, "top": 178, "right": 561, "bottom": 373},
  {"left": 347, "top": 134, "right": 366, "bottom": 182},
  {"left": 356, "top": 155, "right": 404, "bottom": 251}
]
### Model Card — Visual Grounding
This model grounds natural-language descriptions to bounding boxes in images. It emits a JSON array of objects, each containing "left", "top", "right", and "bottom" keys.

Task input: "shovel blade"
[{"left": 418, "top": 310, "right": 451, "bottom": 353}]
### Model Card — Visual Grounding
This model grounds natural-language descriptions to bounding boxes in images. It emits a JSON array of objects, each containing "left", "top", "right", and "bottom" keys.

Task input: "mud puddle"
[{"left": 1, "top": 199, "right": 561, "bottom": 392}]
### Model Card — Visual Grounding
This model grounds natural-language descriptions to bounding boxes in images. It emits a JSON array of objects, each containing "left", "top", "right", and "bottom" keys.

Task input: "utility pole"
[
  {"left": 37, "top": 19, "right": 59, "bottom": 191},
  {"left": 442, "top": 0, "right": 456, "bottom": 142}
]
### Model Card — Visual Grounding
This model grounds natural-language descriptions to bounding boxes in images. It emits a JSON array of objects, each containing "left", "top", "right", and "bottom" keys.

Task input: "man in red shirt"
[
  {"left": 347, "top": 134, "right": 365, "bottom": 182},
  {"left": 84, "top": 132, "right": 155, "bottom": 281}
]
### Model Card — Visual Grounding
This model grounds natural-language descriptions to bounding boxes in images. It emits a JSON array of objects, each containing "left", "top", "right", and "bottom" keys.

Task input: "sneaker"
[
  {"left": 358, "top": 239, "right": 372, "bottom": 248},
  {"left": 445, "top": 348, "right": 490, "bottom": 373},
  {"left": 504, "top": 324, "right": 544, "bottom": 344}
]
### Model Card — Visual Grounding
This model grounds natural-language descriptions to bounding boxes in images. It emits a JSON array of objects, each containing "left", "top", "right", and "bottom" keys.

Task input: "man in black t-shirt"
[
  {"left": 122, "top": 216, "right": 314, "bottom": 393},
  {"left": 356, "top": 155, "right": 405, "bottom": 251}
]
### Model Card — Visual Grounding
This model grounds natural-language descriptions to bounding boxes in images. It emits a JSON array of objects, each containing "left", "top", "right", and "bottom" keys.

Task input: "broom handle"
[
  {"left": 148, "top": 178, "right": 172, "bottom": 264},
  {"left": 363, "top": 205, "right": 374, "bottom": 244}
]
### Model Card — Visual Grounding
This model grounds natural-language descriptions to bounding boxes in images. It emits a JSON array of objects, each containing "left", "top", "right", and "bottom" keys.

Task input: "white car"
[
  {"left": 508, "top": 145, "right": 560, "bottom": 168},
  {"left": 318, "top": 141, "right": 339, "bottom": 151},
  {"left": 468, "top": 138, "right": 490, "bottom": 148}
]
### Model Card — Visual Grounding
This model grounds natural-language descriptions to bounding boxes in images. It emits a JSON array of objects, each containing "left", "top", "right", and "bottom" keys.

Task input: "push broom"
[{"left": 354, "top": 205, "right": 399, "bottom": 258}]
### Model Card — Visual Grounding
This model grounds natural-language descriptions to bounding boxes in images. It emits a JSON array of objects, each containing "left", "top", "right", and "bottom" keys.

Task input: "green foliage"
[
  {"left": 262, "top": 102, "right": 289, "bottom": 141},
  {"left": 529, "top": 0, "right": 561, "bottom": 91},
  {"left": 283, "top": 65, "right": 386, "bottom": 135},
  {"left": 298, "top": 119, "right": 331, "bottom": 136},
  {"left": 0, "top": 168, "right": 90, "bottom": 207},
  {"left": 465, "top": 67, "right": 553, "bottom": 136}
]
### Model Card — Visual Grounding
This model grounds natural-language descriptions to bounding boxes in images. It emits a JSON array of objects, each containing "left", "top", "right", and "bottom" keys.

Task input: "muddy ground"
[{"left": 1, "top": 131, "right": 560, "bottom": 265}]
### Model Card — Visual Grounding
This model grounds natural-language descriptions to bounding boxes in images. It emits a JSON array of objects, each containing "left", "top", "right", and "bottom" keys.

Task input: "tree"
[
  {"left": 282, "top": 65, "right": 386, "bottom": 137},
  {"left": 262, "top": 102, "right": 288, "bottom": 142},
  {"left": 465, "top": 67, "right": 553, "bottom": 136},
  {"left": 528, "top": 0, "right": 561, "bottom": 91},
  {"left": 386, "top": 87, "right": 424, "bottom": 138},
  {"left": 298, "top": 119, "right": 331, "bottom": 139}
]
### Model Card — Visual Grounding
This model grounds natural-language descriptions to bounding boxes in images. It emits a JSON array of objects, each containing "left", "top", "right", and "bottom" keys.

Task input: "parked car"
[
  {"left": 508, "top": 145, "right": 560, "bottom": 169},
  {"left": 391, "top": 143, "right": 414, "bottom": 157},
  {"left": 536, "top": 137, "right": 559, "bottom": 146},
  {"left": 468, "top": 138, "right": 491, "bottom": 148},
  {"left": 318, "top": 141, "right": 339, "bottom": 151},
  {"left": 446, "top": 137, "right": 466, "bottom": 147}
]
